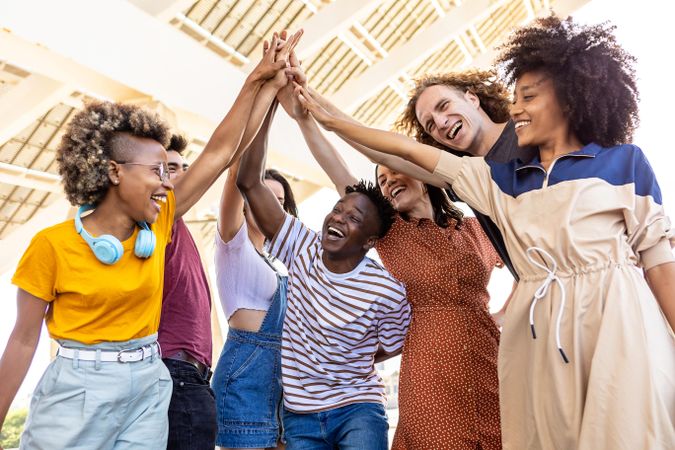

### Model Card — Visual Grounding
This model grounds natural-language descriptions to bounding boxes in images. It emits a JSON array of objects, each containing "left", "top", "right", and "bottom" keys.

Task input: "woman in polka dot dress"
[{"left": 276, "top": 75, "right": 509, "bottom": 449}]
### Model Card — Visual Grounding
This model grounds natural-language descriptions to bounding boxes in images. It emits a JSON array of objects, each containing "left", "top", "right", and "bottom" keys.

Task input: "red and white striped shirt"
[{"left": 270, "top": 215, "right": 410, "bottom": 412}]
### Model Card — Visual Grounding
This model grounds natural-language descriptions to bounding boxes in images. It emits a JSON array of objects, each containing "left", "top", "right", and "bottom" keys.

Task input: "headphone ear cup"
[
  {"left": 134, "top": 223, "right": 156, "bottom": 259},
  {"left": 92, "top": 235, "right": 124, "bottom": 265}
]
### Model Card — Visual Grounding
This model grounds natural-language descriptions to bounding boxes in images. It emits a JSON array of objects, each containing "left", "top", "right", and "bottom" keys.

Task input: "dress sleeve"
[
  {"left": 12, "top": 232, "right": 58, "bottom": 302},
  {"left": 433, "top": 152, "right": 496, "bottom": 217},
  {"left": 376, "top": 290, "right": 411, "bottom": 354},
  {"left": 624, "top": 148, "right": 675, "bottom": 270}
]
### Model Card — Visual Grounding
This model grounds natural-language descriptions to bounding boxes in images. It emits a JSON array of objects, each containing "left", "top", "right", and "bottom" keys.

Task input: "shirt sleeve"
[
  {"left": 434, "top": 152, "right": 496, "bottom": 218},
  {"left": 623, "top": 148, "right": 675, "bottom": 270},
  {"left": 268, "top": 214, "right": 316, "bottom": 268},
  {"left": 376, "top": 288, "right": 411, "bottom": 354},
  {"left": 12, "top": 232, "right": 58, "bottom": 302}
]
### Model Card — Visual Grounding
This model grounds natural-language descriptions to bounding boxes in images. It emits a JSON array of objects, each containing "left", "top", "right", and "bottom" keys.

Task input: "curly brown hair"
[
  {"left": 394, "top": 70, "right": 511, "bottom": 154},
  {"left": 495, "top": 15, "right": 639, "bottom": 147},
  {"left": 57, "top": 101, "right": 171, "bottom": 206}
]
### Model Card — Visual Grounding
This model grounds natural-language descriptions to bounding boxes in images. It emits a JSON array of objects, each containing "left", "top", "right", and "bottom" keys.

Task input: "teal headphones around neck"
[{"left": 75, "top": 205, "right": 156, "bottom": 265}]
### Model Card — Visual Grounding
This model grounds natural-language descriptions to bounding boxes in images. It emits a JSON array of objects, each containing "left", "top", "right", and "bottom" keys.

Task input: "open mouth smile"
[{"left": 447, "top": 120, "right": 462, "bottom": 140}]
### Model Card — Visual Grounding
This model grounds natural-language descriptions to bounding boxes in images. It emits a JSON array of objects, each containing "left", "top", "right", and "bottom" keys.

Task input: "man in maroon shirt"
[{"left": 159, "top": 135, "right": 216, "bottom": 449}]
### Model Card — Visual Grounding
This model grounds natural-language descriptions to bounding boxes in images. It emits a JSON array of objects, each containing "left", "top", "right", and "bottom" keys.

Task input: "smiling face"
[
  {"left": 376, "top": 165, "right": 427, "bottom": 214},
  {"left": 167, "top": 150, "right": 188, "bottom": 181},
  {"left": 110, "top": 134, "right": 173, "bottom": 224},
  {"left": 321, "top": 192, "right": 380, "bottom": 259},
  {"left": 415, "top": 84, "right": 484, "bottom": 155},
  {"left": 510, "top": 70, "right": 570, "bottom": 149}
]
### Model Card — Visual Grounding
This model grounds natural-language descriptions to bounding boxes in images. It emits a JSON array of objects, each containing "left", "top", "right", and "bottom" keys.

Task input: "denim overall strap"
[{"left": 257, "top": 276, "right": 288, "bottom": 336}]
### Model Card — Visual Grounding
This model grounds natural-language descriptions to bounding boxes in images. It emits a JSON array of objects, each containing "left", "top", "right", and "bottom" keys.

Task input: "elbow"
[{"left": 235, "top": 172, "right": 257, "bottom": 193}]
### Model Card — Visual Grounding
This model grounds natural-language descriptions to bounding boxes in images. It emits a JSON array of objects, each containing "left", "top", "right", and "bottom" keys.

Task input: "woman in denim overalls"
[{"left": 213, "top": 105, "right": 298, "bottom": 450}]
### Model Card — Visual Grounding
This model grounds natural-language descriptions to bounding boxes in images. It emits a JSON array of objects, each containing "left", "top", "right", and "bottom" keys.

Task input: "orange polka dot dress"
[{"left": 376, "top": 215, "right": 503, "bottom": 450}]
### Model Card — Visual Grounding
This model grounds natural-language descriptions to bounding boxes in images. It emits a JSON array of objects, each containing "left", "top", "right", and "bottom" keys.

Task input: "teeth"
[
  {"left": 151, "top": 195, "right": 166, "bottom": 203},
  {"left": 327, "top": 226, "right": 345, "bottom": 238},
  {"left": 391, "top": 187, "right": 404, "bottom": 198},
  {"left": 515, "top": 120, "right": 531, "bottom": 129},
  {"left": 448, "top": 121, "right": 462, "bottom": 139}
]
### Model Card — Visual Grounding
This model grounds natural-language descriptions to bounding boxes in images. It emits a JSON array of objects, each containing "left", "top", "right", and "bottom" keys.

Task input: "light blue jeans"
[
  {"left": 20, "top": 334, "right": 172, "bottom": 450},
  {"left": 282, "top": 402, "right": 389, "bottom": 450}
]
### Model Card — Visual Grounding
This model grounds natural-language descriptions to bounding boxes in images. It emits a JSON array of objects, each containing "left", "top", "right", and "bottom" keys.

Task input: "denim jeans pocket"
[{"left": 215, "top": 342, "right": 280, "bottom": 427}]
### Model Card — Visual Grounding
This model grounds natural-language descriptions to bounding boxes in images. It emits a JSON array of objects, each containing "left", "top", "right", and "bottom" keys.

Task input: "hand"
[
  {"left": 278, "top": 64, "right": 309, "bottom": 120},
  {"left": 249, "top": 34, "right": 286, "bottom": 82},
  {"left": 294, "top": 83, "right": 336, "bottom": 130},
  {"left": 261, "top": 30, "right": 304, "bottom": 90}
]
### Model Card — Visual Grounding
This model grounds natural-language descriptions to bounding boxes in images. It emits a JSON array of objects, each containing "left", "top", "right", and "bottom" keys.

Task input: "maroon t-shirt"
[{"left": 158, "top": 218, "right": 212, "bottom": 367}]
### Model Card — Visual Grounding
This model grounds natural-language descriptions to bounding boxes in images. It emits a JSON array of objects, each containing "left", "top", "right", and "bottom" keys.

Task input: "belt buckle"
[{"left": 117, "top": 347, "right": 144, "bottom": 363}]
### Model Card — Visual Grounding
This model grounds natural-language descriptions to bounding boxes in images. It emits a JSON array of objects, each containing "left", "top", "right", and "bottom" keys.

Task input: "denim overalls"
[{"left": 212, "top": 275, "right": 288, "bottom": 448}]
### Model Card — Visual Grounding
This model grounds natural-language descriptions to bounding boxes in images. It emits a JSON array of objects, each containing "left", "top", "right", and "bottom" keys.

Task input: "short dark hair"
[
  {"left": 496, "top": 15, "right": 639, "bottom": 147},
  {"left": 345, "top": 180, "right": 396, "bottom": 238},
  {"left": 264, "top": 169, "right": 298, "bottom": 217},
  {"left": 167, "top": 134, "right": 188, "bottom": 154}
]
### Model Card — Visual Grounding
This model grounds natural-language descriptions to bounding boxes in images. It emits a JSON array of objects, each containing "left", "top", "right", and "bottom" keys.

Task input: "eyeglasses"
[{"left": 116, "top": 161, "right": 170, "bottom": 183}]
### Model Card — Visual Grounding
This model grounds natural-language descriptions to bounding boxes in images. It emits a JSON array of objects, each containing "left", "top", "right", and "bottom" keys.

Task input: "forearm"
[
  {"left": 218, "top": 161, "right": 245, "bottom": 243},
  {"left": 236, "top": 104, "right": 286, "bottom": 240},
  {"left": 236, "top": 83, "right": 281, "bottom": 160},
  {"left": 173, "top": 76, "right": 264, "bottom": 218},
  {"left": 204, "top": 75, "right": 265, "bottom": 164},
  {"left": 322, "top": 115, "right": 441, "bottom": 173},
  {"left": 297, "top": 116, "right": 357, "bottom": 195},
  {"left": 0, "top": 329, "right": 41, "bottom": 428},
  {"left": 646, "top": 261, "right": 675, "bottom": 331}
]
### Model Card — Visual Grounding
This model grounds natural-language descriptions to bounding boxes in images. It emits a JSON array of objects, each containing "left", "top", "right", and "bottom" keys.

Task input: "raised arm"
[
  {"left": 0, "top": 291, "right": 49, "bottom": 435},
  {"left": 217, "top": 159, "right": 244, "bottom": 243},
  {"left": 172, "top": 31, "right": 302, "bottom": 219},
  {"left": 277, "top": 75, "right": 357, "bottom": 195},
  {"left": 236, "top": 102, "right": 286, "bottom": 240},
  {"left": 294, "top": 82, "right": 451, "bottom": 187}
]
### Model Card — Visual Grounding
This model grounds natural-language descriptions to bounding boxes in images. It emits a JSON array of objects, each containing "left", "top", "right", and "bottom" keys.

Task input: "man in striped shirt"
[{"left": 237, "top": 115, "right": 411, "bottom": 450}]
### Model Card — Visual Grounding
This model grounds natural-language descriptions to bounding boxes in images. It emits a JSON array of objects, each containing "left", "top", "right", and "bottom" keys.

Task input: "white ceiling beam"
[
  {"left": 0, "top": 162, "right": 62, "bottom": 193},
  {"left": 0, "top": 74, "right": 72, "bottom": 147},
  {"left": 0, "top": 197, "right": 72, "bottom": 275},
  {"left": 0, "top": 0, "right": 378, "bottom": 189},
  {"left": 331, "top": 0, "right": 508, "bottom": 111},
  {"left": 128, "top": 0, "right": 194, "bottom": 22},
  {"left": 244, "top": 0, "right": 386, "bottom": 71},
  {"left": 0, "top": 29, "right": 142, "bottom": 101}
]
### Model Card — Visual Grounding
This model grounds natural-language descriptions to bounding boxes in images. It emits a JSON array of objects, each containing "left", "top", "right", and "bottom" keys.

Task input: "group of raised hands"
[{"left": 249, "top": 28, "right": 336, "bottom": 129}]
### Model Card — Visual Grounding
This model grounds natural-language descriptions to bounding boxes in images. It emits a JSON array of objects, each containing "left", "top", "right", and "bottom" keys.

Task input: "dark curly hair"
[
  {"left": 57, "top": 101, "right": 170, "bottom": 206},
  {"left": 167, "top": 134, "right": 188, "bottom": 154},
  {"left": 264, "top": 169, "right": 299, "bottom": 217},
  {"left": 374, "top": 165, "right": 463, "bottom": 229},
  {"left": 395, "top": 70, "right": 511, "bottom": 156},
  {"left": 345, "top": 180, "right": 397, "bottom": 238},
  {"left": 495, "top": 15, "right": 639, "bottom": 147}
]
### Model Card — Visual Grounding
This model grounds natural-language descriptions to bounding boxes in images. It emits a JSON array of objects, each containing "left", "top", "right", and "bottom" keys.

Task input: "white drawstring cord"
[{"left": 526, "top": 247, "right": 569, "bottom": 363}]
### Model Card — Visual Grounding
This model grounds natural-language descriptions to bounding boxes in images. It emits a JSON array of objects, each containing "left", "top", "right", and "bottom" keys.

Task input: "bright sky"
[{"left": 1, "top": 0, "right": 674, "bottom": 410}]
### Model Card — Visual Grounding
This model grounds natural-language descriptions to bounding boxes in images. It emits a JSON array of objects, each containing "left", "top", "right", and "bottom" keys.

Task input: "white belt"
[
  {"left": 57, "top": 342, "right": 160, "bottom": 363},
  {"left": 526, "top": 247, "right": 569, "bottom": 364}
]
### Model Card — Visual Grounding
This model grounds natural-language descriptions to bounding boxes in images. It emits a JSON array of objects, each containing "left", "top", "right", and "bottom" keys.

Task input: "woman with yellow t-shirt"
[{"left": 0, "top": 31, "right": 302, "bottom": 450}]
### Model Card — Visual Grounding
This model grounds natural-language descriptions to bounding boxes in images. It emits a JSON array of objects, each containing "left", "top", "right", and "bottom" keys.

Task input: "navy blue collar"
[{"left": 514, "top": 143, "right": 601, "bottom": 172}]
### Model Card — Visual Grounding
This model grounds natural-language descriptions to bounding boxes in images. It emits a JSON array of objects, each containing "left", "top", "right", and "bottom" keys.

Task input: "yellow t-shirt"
[{"left": 12, "top": 191, "right": 175, "bottom": 344}]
